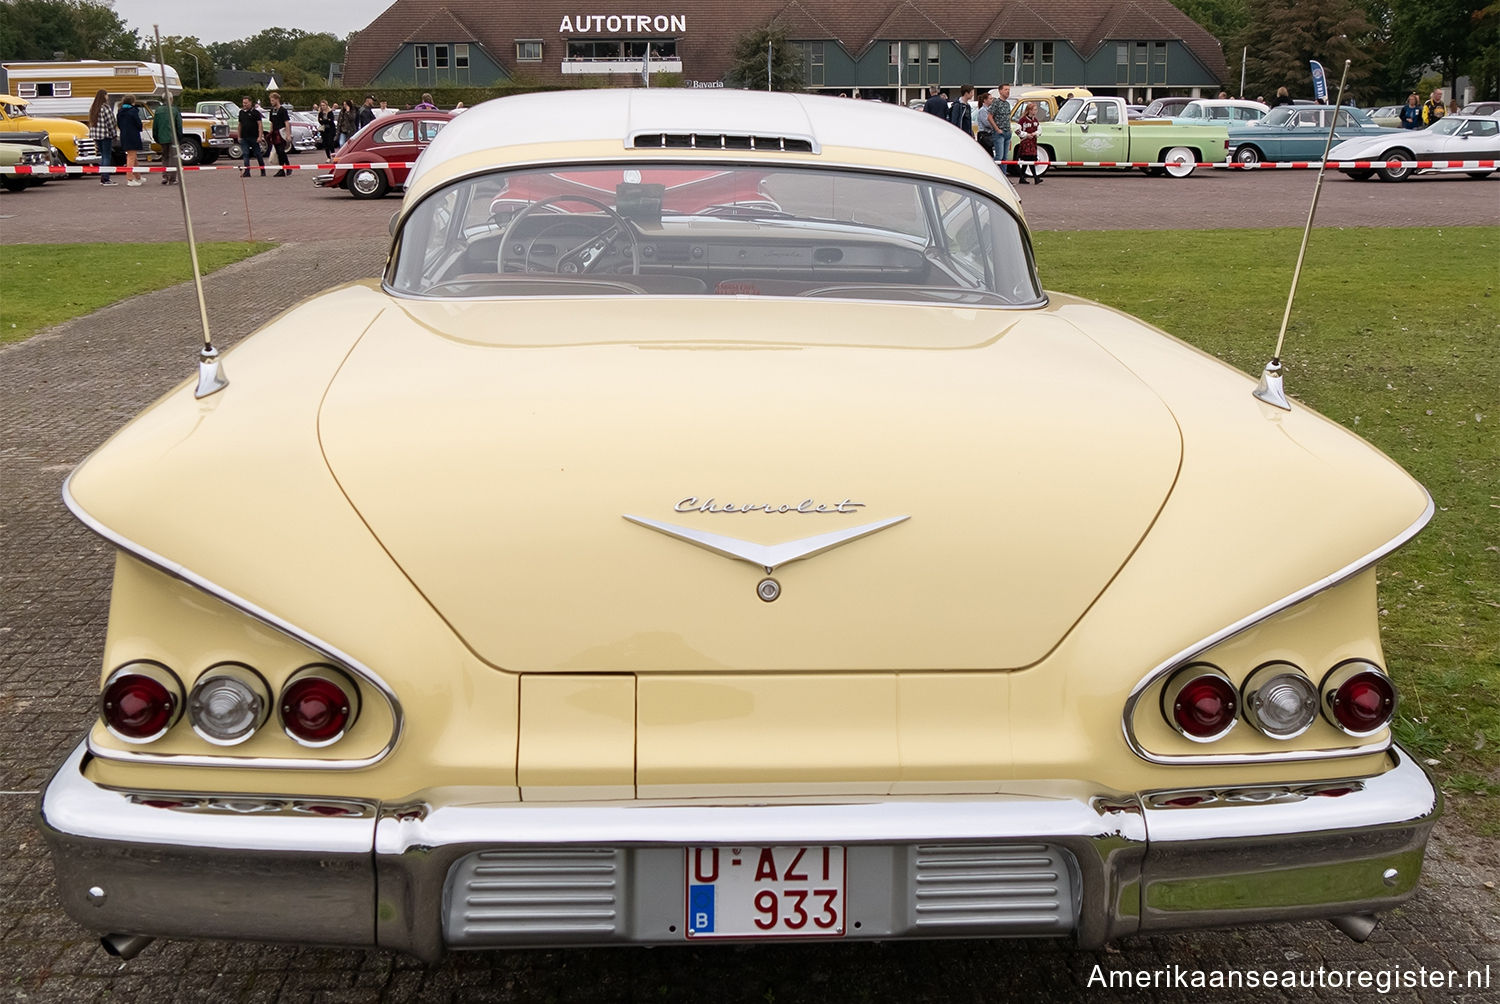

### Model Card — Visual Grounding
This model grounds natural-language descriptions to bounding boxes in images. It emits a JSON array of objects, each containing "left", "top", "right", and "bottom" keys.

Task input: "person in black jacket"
[
  {"left": 922, "top": 85, "right": 948, "bottom": 118},
  {"left": 267, "top": 91, "right": 291, "bottom": 177},
  {"left": 237, "top": 96, "right": 266, "bottom": 177},
  {"left": 948, "top": 83, "right": 974, "bottom": 134}
]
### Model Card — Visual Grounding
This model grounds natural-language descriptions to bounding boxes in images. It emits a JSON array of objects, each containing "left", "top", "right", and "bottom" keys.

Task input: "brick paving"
[
  {"left": 0, "top": 179, "right": 1497, "bottom": 1001},
  {"left": 0, "top": 160, "right": 1493, "bottom": 244}
]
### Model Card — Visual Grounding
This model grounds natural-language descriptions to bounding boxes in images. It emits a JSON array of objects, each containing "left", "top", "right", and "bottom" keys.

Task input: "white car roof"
[
  {"left": 408, "top": 89, "right": 1003, "bottom": 194},
  {"left": 1184, "top": 99, "right": 1270, "bottom": 111}
]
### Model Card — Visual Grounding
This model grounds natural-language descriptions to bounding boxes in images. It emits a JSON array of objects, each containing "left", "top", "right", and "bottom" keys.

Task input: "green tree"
[
  {"left": 726, "top": 25, "right": 803, "bottom": 91},
  {"left": 1389, "top": 0, "right": 1494, "bottom": 97},
  {"left": 1234, "top": 0, "right": 1380, "bottom": 102},
  {"left": 206, "top": 28, "right": 345, "bottom": 87},
  {"left": 148, "top": 34, "right": 214, "bottom": 88},
  {"left": 0, "top": 0, "right": 139, "bottom": 60},
  {"left": 1170, "top": 0, "right": 1251, "bottom": 46}
]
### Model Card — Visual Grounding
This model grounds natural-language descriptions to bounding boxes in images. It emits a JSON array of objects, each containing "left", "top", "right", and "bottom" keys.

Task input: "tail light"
[
  {"left": 101, "top": 662, "right": 184, "bottom": 743},
  {"left": 279, "top": 665, "right": 360, "bottom": 747},
  {"left": 1322, "top": 660, "right": 1397, "bottom": 737},
  {"left": 1241, "top": 662, "right": 1319, "bottom": 739},
  {"left": 188, "top": 663, "right": 271, "bottom": 745},
  {"left": 1162, "top": 664, "right": 1238, "bottom": 741}
]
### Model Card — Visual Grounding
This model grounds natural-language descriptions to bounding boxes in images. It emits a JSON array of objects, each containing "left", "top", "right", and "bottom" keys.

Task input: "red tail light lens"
[
  {"left": 101, "top": 663, "right": 183, "bottom": 743},
  {"left": 1323, "top": 661, "right": 1396, "bottom": 737},
  {"left": 1162, "top": 665, "right": 1238, "bottom": 741},
  {"left": 279, "top": 666, "right": 359, "bottom": 746}
]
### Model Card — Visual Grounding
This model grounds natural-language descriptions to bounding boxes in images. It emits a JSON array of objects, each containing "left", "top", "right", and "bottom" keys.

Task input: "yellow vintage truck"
[{"left": 0, "top": 93, "right": 96, "bottom": 165}]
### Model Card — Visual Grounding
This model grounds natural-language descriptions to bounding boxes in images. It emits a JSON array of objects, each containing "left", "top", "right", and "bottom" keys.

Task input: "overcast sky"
[{"left": 109, "top": 0, "right": 394, "bottom": 44}]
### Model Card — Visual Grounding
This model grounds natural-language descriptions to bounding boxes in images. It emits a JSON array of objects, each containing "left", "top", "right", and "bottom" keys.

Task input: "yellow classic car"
[
  {"left": 0, "top": 93, "right": 97, "bottom": 164},
  {"left": 42, "top": 89, "right": 1437, "bottom": 961}
]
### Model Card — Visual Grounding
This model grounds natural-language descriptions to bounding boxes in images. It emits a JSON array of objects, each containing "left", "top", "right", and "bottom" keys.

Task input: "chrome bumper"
[
  {"left": 40, "top": 744, "right": 1438, "bottom": 962},
  {"left": 313, "top": 172, "right": 338, "bottom": 188}
]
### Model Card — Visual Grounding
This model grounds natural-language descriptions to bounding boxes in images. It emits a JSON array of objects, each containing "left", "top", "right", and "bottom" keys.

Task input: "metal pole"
[
  {"left": 1239, "top": 46, "right": 1246, "bottom": 99},
  {"left": 154, "top": 25, "right": 225, "bottom": 397},
  {"left": 176, "top": 50, "right": 200, "bottom": 90},
  {"left": 767, "top": 39, "right": 772, "bottom": 91}
]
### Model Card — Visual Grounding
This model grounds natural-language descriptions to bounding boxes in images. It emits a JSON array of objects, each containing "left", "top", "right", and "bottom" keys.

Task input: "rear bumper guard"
[{"left": 40, "top": 742, "right": 1438, "bottom": 962}]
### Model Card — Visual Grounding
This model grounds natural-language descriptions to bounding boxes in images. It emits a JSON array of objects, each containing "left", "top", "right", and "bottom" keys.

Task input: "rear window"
[{"left": 389, "top": 163, "right": 1041, "bottom": 306}]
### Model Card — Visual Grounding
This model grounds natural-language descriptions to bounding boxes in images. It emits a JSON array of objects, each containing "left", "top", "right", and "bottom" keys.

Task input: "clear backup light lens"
[
  {"left": 188, "top": 663, "right": 270, "bottom": 745},
  {"left": 1161, "top": 664, "right": 1238, "bottom": 742},
  {"left": 1322, "top": 660, "right": 1397, "bottom": 737},
  {"left": 279, "top": 665, "right": 360, "bottom": 747},
  {"left": 101, "top": 662, "right": 184, "bottom": 743},
  {"left": 1242, "top": 662, "right": 1319, "bottom": 739}
]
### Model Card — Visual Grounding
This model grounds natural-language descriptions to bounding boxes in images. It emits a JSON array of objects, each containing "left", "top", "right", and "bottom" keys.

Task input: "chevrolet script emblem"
[{"left": 622, "top": 513, "right": 909, "bottom": 574}]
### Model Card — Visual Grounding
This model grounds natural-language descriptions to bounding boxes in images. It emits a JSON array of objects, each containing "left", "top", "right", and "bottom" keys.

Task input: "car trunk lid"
[{"left": 318, "top": 296, "right": 1180, "bottom": 673}]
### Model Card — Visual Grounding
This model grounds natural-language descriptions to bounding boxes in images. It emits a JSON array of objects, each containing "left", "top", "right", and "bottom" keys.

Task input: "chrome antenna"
[
  {"left": 154, "top": 25, "right": 227, "bottom": 398},
  {"left": 1254, "top": 58, "right": 1351, "bottom": 411}
]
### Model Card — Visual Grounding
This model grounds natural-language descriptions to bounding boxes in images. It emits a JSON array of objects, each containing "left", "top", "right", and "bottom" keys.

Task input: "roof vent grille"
[{"left": 629, "top": 132, "right": 817, "bottom": 154}]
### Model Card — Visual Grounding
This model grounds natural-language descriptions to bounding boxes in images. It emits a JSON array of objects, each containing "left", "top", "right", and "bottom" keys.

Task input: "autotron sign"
[{"left": 558, "top": 14, "right": 687, "bottom": 32}]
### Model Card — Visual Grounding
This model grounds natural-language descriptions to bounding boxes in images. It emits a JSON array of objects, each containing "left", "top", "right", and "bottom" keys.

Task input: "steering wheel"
[{"left": 498, "top": 194, "right": 640, "bottom": 276}]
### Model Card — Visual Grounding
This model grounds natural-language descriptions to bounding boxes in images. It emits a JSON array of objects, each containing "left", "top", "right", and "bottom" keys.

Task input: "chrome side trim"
[
  {"left": 1121, "top": 494, "right": 1434, "bottom": 765},
  {"left": 62, "top": 471, "right": 405, "bottom": 771}
]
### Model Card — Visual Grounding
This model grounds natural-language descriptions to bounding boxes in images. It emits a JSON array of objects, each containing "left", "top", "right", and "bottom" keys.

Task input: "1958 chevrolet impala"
[{"left": 41, "top": 89, "right": 1437, "bottom": 961}]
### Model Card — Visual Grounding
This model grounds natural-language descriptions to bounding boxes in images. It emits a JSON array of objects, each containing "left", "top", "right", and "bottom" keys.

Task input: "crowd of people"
[
  {"left": 81, "top": 90, "right": 461, "bottom": 184},
  {"left": 921, "top": 83, "right": 1044, "bottom": 183}
]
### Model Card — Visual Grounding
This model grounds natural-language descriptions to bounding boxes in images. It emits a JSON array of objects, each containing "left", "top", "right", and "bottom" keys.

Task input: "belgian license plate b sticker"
[{"left": 684, "top": 845, "right": 846, "bottom": 938}]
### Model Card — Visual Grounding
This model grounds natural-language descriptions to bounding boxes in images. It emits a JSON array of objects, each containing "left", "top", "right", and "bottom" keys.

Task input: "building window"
[
  {"left": 1151, "top": 41, "right": 1167, "bottom": 84},
  {"left": 415, "top": 44, "right": 429, "bottom": 70},
  {"left": 517, "top": 40, "right": 541, "bottom": 61},
  {"left": 456, "top": 43, "right": 470, "bottom": 68},
  {"left": 436, "top": 44, "right": 449, "bottom": 68},
  {"left": 1040, "top": 41, "right": 1054, "bottom": 84},
  {"left": 926, "top": 42, "right": 939, "bottom": 64},
  {"left": 1117, "top": 42, "right": 1129, "bottom": 84},
  {"left": 791, "top": 41, "right": 824, "bottom": 86}
]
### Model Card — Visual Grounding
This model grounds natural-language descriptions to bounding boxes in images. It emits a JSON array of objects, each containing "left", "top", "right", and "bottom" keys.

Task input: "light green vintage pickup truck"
[{"left": 1035, "top": 96, "right": 1229, "bottom": 178}]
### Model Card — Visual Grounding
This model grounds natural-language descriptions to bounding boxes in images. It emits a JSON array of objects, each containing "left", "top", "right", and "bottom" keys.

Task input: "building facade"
[{"left": 344, "top": 1, "right": 1228, "bottom": 103}]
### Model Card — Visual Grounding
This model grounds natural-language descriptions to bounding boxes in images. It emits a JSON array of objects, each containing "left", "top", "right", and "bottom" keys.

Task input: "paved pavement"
[
  {"left": 1, "top": 181, "right": 1498, "bottom": 1002},
  {"left": 0, "top": 161, "right": 1494, "bottom": 244}
]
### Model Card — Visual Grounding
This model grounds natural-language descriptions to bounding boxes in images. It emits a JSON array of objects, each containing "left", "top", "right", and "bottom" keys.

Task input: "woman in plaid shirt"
[{"left": 87, "top": 89, "right": 119, "bottom": 186}]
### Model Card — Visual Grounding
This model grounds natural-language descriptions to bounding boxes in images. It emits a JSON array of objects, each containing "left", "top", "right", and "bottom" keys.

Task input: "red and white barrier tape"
[{"left": 1, "top": 159, "right": 1496, "bottom": 176}]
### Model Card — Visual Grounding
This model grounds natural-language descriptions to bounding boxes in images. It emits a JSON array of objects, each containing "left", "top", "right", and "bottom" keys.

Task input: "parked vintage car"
[
  {"left": 1329, "top": 113, "right": 1500, "bottom": 181},
  {"left": 1458, "top": 101, "right": 1500, "bottom": 116},
  {"left": 0, "top": 93, "right": 96, "bottom": 164},
  {"left": 315, "top": 109, "right": 452, "bottom": 198},
  {"left": 1228, "top": 104, "right": 1401, "bottom": 163},
  {"left": 0, "top": 138, "right": 51, "bottom": 190},
  {"left": 1137, "top": 95, "right": 1192, "bottom": 119},
  {"left": 42, "top": 89, "right": 1438, "bottom": 962},
  {"left": 1170, "top": 98, "right": 1269, "bottom": 124},
  {"left": 1040, "top": 95, "right": 1229, "bottom": 176}
]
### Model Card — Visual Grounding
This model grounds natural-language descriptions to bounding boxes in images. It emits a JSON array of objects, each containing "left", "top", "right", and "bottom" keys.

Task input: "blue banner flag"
[{"left": 1309, "top": 60, "right": 1328, "bottom": 101}]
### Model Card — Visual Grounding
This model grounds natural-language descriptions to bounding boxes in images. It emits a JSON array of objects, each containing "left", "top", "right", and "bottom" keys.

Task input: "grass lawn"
[
  {"left": 1036, "top": 226, "right": 1500, "bottom": 823},
  {"left": 0, "top": 242, "right": 275, "bottom": 344}
]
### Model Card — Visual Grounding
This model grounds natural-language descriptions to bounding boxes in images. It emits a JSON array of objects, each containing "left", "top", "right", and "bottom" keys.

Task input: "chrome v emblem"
[{"left": 623, "top": 514, "right": 909, "bottom": 573}]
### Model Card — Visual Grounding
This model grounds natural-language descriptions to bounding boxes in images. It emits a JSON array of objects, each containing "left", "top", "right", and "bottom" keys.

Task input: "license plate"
[{"left": 684, "top": 845, "right": 846, "bottom": 938}]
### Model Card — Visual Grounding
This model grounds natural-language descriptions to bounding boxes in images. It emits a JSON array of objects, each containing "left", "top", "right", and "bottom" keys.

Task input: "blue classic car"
[{"left": 1229, "top": 105, "right": 1401, "bottom": 164}]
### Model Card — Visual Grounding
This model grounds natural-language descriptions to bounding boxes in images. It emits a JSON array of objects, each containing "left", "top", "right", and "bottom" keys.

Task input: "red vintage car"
[{"left": 315, "top": 110, "right": 453, "bottom": 199}]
